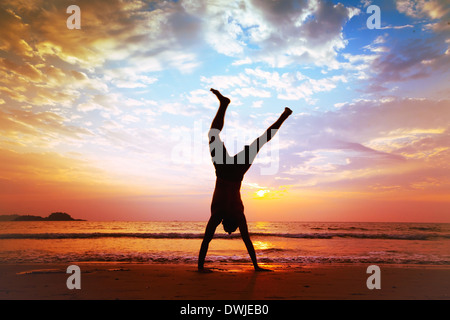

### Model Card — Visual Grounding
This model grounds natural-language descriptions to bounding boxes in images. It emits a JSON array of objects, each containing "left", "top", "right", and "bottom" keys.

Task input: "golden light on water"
[{"left": 253, "top": 240, "right": 272, "bottom": 251}]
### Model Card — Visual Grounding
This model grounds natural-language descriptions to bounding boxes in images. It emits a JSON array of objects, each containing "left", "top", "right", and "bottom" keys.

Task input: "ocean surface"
[{"left": 0, "top": 221, "right": 449, "bottom": 266}]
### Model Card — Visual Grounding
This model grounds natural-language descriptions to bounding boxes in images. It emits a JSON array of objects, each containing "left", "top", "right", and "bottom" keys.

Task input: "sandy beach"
[{"left": 0, "top": 262, "right": 448, "bottom": 300}]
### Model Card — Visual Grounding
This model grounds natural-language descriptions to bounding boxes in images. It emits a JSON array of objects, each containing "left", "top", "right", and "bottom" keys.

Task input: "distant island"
[{"left": 0, "top": 212, "right": 85, "bottom": 221}]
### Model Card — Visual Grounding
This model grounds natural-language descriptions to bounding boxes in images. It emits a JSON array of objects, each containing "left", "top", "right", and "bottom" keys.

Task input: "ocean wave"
[
  {"left": 408, "top": 226, "right": 441, "bottom": 232},
  {"left": 1, "top": 231, "right": 449, "bottom": 240},
  {"left": 1, "top": 252, "right": 449, "bottom": 265},
  {"left": 0, "top": 232, "right": 205, "bottom": 240}
]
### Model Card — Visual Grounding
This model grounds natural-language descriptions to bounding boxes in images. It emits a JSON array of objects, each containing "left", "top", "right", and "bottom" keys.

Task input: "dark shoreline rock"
[{"left": 0, "top": 212, "right": 85, "bottom": 221}]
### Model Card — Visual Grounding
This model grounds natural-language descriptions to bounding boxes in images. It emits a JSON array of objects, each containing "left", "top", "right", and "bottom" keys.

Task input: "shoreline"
[{"left": 0, "top": 262, "right": 448, "bottom": 300}]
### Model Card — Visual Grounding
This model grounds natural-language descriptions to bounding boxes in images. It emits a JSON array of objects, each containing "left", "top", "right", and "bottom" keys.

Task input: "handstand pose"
[{"left": 198, "top": 88, "right": 292, "bottom": 272}]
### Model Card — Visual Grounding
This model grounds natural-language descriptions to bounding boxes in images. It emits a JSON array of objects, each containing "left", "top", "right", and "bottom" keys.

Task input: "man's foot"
[
  {"left": 210, "top": 88, "right": 230, "bottom": 105},
  {"left": 284, "top": 107, "right": 293, "bottom": 116}
]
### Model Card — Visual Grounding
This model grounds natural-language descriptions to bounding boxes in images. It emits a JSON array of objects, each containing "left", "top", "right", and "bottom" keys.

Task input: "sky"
[{"left": 0, "top": 0, "right": 449, "bottom": 222}]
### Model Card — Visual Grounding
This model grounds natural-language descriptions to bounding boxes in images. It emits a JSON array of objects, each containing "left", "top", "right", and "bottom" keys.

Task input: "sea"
[{"left": 0, "top": 221, "right": 449, "bottom": 266}]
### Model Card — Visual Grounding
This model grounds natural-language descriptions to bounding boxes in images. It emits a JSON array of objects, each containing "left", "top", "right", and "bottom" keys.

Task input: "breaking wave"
[{"left": 1, "top": 231, "right": 448, "bottom": 240}]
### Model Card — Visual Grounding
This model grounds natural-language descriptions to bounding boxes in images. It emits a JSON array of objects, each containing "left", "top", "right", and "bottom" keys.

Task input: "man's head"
[{"left": 222, "top": 218, "right": 238, "bottom": 234}]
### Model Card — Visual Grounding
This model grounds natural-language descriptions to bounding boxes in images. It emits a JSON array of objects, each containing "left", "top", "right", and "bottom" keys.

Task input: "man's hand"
[{"left": 254, "top": 266, "right": 273, "bottom": 272}]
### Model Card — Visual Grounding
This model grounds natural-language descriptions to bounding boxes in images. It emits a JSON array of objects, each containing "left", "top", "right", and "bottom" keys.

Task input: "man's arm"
[
  {"left": 198, "top": 215, "right": 221, "bottom": 271},
  {"left": 239, "top": 220, "right": 271, "bottom": 271}
]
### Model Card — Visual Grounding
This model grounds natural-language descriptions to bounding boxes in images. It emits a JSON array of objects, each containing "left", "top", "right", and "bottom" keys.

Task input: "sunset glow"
[
  {"left": 0, "top": 0, "right": 449, "bottom": 222},
  {"left": 256, "top": 190, "right": 270, "bottom": 198}
]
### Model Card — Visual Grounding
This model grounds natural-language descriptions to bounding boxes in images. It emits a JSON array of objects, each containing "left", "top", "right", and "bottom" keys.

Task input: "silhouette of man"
[{"left": 198, "top": 88, "right": 292, "bottom": 272}]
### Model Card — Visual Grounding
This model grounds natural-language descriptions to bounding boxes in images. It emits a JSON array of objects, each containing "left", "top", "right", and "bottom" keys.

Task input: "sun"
[{"left": 256, "top": 189, "right": 270, "bottom": 198}]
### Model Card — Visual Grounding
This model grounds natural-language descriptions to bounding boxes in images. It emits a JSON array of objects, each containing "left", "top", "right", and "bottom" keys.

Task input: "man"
[{"left": 198, "top": 88, "right": 292, "bottom": 272}]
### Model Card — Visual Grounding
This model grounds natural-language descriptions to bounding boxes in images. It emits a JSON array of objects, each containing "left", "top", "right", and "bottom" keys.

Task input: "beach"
[
  {"left": 1, "top": 262, "right": 449, "bottom": 300},
  {"left": 1, "top": 221, "right": 449, "bottom": 301}
]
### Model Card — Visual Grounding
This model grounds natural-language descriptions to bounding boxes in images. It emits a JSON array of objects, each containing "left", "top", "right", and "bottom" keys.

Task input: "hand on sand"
[
  {"left": 197, "top": 268, "right": 214, "bottom": 273},
  {"left": 254, "top": 266, "right": 273, "bottom": 272}
]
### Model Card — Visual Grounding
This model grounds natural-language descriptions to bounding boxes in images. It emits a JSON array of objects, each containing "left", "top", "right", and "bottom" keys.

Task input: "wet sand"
[{"left": 0, "top": 262, "right": 448, "bottom": 300}]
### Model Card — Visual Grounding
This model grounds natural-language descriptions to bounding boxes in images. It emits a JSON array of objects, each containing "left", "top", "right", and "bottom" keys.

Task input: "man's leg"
[
  {"left": 210, "top": 88, "right": 230, "bottom": 131},
  {"left": 265, "top": 107, "right": 292, "bottom": 140},
  {"left": 246, "top": 107, "right": 293, "bottom": 164},
  {"left": 208, "top": 89, "right": 231, "bottom": 164}
]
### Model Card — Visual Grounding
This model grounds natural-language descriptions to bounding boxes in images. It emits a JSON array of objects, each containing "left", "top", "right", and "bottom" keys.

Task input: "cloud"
[
  {"left": 396, "top": 0, "right": 450, "bottom": 19},
  {"left": 246, "top": 0, "right": 359, "bottom": 67},
  {"left": 380, "top": 24, "right": 414, "bottom": 30},
  {"left": 274, "top": 97, "right": 450, "bottom": 193},
  {"left": 179, "top": 0, "right": 359, "bottom": 67},
  {"left": 201, "top": 67, "right": 347, "bottom": 102},
  {"left": 0, "top": 0, "right": 363, "bottom": 117},
  {"left": 0, "top": 108, "right": 93, "bottom": 149},
  {"left": 352, "top": 0, "right": 450, "bottom": 91},
  {"left": 233, "top": 87, "right": 271, "bottom": 98},
  {"left": 370, "top": 37, "right": 449, "bottom": 84},
  {"left": 0, "top": 0, "right": 188, "bottom": 105}
]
